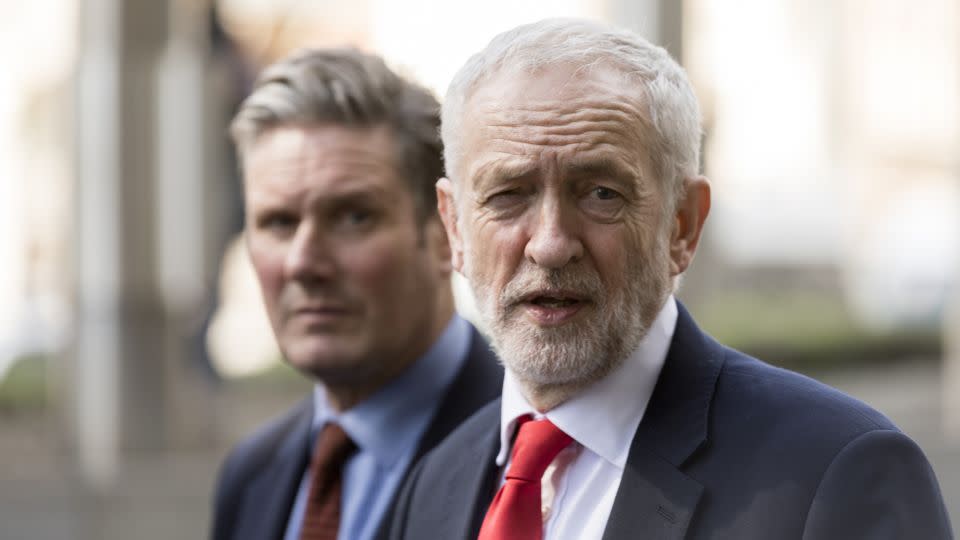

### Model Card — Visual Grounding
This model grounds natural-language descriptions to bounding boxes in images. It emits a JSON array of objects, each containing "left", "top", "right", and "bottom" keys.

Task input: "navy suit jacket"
[
  {"left": 211, "top": 325, "right": 503, "bottom": 540},
  {"left": 391, "top": 305, "right": 952, "bottom": 539}
]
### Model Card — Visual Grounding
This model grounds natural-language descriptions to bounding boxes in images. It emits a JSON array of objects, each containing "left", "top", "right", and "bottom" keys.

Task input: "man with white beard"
[{"left": 390, "top": 18, "right": 952, "bottom": 540}]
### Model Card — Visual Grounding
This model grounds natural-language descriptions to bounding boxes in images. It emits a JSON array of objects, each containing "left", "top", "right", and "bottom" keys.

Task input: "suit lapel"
[
  {"left": 367, "top": 401, "right": 499, "bottom": 540},
  {"left": 602, "top": 303, "right": 724, "bottom": 540},
  {"left": 430, "top": 401, "right": 502, "bottom": 540},
  {"left": 236, "top": 398, "right": 313, "bottom": 540},
  {"left": 602, "top": 446, "right": 704, "bottom": 540},
  {"left": 410, "top": 326, "right": 502, "bottom": 465},
  {"left": 372, "top": 326, "right": 503, "bottom": 540}
]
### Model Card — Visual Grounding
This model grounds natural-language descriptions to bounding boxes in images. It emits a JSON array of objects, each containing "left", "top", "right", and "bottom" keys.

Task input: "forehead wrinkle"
[
  {"left": 475, "top": 93, "right": 647, "bottom": 122},
  {"left": 481, "top": 104, "right": 644, "bottom": 129},
  {"left": 460, "top": 77, "right": 657, "bottom": 191},
  {"left": 478, "top": 105, "right": 645, "bottom": 151},
  {"left": 479, "top": 129, "right": 628, "bottom": 152}
]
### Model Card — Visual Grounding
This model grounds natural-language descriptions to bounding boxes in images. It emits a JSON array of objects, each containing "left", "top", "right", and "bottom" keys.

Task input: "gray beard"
[{"left": 469, "top": 235, "right": 671, "bottom": 393}]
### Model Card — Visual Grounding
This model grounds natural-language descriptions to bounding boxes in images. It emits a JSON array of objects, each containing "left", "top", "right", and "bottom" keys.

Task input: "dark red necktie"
[
  {"left": 478, "top": 417, "right": 574, "bottom": 540},
  {"left": 299, "top": 422, "right": 356, "bottom": 540}
]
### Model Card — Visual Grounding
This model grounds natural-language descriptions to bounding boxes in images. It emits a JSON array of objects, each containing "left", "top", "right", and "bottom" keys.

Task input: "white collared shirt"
[{"left": 496, "top": 296, "right": 678, "bottom": 540}]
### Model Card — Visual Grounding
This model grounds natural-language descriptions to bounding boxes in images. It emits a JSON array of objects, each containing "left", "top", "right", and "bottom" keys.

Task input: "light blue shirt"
[{"left": 284, "top": 315, "right": 471, "bottom": 540}]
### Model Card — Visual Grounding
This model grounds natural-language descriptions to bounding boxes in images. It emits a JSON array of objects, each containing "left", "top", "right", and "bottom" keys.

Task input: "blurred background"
[{"left": 0, "top": 0, "right": 957, "bottom": 538}]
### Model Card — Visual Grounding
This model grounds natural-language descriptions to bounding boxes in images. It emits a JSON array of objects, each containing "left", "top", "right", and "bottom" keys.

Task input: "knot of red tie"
[
  {"left": 506, "top": 417, "right": 574, "bottom": 483},
  {"left": 478, "top": 416, "right": 573, "bottom": 540}
]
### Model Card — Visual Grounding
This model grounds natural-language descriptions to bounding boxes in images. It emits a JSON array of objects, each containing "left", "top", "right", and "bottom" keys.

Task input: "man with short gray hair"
[
  {"left": 391, "top": 18, "right": 951, "bottom": 539},
  {"left": 211, "top": 48, "right": 501, "bottom": 540}
]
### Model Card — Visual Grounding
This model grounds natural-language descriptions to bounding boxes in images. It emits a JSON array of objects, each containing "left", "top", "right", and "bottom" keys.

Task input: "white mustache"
[{"left": 499, "top": 267, "right": 604, "bottom": 307}]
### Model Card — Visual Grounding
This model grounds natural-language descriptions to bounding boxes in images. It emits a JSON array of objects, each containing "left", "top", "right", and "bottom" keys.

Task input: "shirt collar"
[
  {"left": 497, "top": 296, "right": 678, "bottom": 468},
  {"left": 312, "top": 314, "right": 471, "bottom": 468}
]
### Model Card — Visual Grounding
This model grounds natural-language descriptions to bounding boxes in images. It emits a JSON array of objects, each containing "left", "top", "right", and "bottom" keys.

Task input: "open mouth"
[
  {"left": 529, "top": 295, "right": 581, "bottom": 308},
  {"left": 519, "top": 291, "right": 587, "bottom": 325},
  {"left": 519, "top": 289, "right": 588, "bottom": 310}
]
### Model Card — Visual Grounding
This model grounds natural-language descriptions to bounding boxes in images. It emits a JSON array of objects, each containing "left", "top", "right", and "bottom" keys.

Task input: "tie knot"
[
  {"left": 506, "top": 417, "right": 573, "bottom": 483},
  {"left": 310, "top": 422, "right": 356, "bottom": 474}
]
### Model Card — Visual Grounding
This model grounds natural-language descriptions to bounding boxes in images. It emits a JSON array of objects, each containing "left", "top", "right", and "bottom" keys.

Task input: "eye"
[
  {"left": 257, "top": 211, "right": 298, "bottom": 234},
  {"left": 345, "top": 209, "right": 371, "bottom": 224},
  {"left": 580, "top": 185, "right": 626, "bottom": 220},
  {"left": 489, "top": 189, "right": 519, "bottom": 202},
  {"left": 334, "top": 206, "right": 379, "bottom": 232},
  {"left": 482, "top": 188, "right": 528, "bottom": 215},
  {"left": 592, "top": 186, "right": 620, "bottom": 200}
]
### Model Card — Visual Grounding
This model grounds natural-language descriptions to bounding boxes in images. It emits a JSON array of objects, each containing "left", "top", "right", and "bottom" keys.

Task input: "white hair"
[{"left": 441, "top": 18, "right": 702, "bottom": 207}]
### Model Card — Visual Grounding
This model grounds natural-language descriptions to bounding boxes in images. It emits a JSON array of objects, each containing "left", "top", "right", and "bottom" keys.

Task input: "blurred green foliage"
[
  {"left": 0, "top": 354, "right": 48, "bottom": 409},
  {"left": 0, "top": 291, "right": 944, "bottom": 403},
  {"left": 694, "top": 291, "right": 941, "bottom": 370},
  {"left": 231, "top": 355, "right": 311, "bottom": 389}
]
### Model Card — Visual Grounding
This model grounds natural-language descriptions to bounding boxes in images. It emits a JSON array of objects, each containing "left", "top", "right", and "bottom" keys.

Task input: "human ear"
[
  {"left": 669, "top": 176, "right": 711, "bottom": 276},
  {"left": 422, "top": 214, "right": 452, "bottom": 276},
  {"left": 436, "top": 178, "right": 464, "bottom": 273}
]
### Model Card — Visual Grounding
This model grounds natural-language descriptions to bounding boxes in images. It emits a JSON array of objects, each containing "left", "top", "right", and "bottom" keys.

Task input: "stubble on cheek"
[{"left": 470, "top": 230, "right": 673, "bottom": 394}]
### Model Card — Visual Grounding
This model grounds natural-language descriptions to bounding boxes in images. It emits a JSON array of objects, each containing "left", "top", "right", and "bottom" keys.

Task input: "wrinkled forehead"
[
  {"left": 471, "top": 61, "right": 641, "bottom": 104},
  {"left": 457, "top": 64, "right": 655, "bottom": 182}
]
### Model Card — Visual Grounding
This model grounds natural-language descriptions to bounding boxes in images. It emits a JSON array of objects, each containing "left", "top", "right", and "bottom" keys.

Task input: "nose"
[
  {"left": 284, "top": 221, "right": 336, "bottom": 283},
  {"left": 524, "top": 196, "right": 584, "bottom": 269}
]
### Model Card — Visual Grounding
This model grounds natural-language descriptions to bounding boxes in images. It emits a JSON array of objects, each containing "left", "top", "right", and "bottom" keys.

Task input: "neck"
[
  {"left": 323, "top": 287, "right": 456, "bottom": 413},
  {"left": 516, "top": 378, "right": 592, "bottom": 413},
  {"left": 322, "top": 380, "right": 386, "bottom": 412}
]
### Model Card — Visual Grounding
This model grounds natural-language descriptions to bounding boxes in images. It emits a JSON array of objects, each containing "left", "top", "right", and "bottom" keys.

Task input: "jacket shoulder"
[
  {"left": 423, "top": 325, "right": 502, "bottom": 448},
  {"left": 219, "top": 397, "right": 312, "bottom": 480},
  {"left": 391, "top": 399, "right": 501, "bottom": 540},
  {"left": 717, "top": 349, "right": 896, "bottom": 437},
  {"left": 421, "top": 398, "right": 500, "bottom": 476},
  {"left": 211, "top": 397, "right": 311, "bottom": 536}
]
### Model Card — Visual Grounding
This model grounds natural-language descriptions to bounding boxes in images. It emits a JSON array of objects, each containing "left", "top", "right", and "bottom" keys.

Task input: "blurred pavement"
[{"left": 0, "top": 360, "right": 957, "bottom": 539}]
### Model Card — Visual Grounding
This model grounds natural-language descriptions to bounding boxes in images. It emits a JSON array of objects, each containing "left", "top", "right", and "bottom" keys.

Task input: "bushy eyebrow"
[
  {"left": 472, "top": 160, "right": 537, "bottom": 191},
  {"left": 469, "top": 154, "right": 643, "bottom": 197},
  {"left": 565, "top": 156, "right": 637, "bottom": 183}
]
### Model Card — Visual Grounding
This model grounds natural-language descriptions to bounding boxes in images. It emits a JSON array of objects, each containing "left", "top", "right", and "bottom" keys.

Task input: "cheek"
[
  {"left": 337, "top": 236, "right": 420, "bottom": 300},
  {"left": 586, "top": 222, "right": 653, "bottom": 291},
  {"left": 468, "top": 220, "right": 527, "bottom": 284},
  {"left": 247, "top": 242, "right": 285, "bottom": 301}
]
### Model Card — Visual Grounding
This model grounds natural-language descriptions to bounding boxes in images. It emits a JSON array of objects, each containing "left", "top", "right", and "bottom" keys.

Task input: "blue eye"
[
  {"left": 580, "top": 186, "right": 626, "bottom": 221},
  {"left": 592, "top": 186, "right": 620, "bottom": 200}
]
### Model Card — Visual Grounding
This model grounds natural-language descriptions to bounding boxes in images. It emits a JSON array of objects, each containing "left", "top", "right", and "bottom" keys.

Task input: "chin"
[{"left": 284, "top": 339, "right": 366, "bottom": 376}]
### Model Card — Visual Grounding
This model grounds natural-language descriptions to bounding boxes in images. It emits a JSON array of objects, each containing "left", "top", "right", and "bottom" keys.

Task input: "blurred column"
[
  {"left": 944, "top": 10, "right": 960, "bottom": 440},
  {"left": 156, "top": 0, "right": 220, "bottom": 449},
  {"left": 948, "top": 272, "right": 960, "bottom": 440},
  {"left": 946, "top": 192, "right": 960, "bottom": 439},
  {"left": 605, "top": 0, "right": 684, "bottom": 61},
  {"left": 73, "top": 0, "right": 213, "bottom": 491},
  {"left": 605, "top": 0, "right": 719, "bottom": 308}
]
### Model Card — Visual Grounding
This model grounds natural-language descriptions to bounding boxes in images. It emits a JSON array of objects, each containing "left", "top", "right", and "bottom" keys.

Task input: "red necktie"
[
  {"left": 299, "top": 422, "right": 356, "bottom": 540},
  {"left": 478, "top": 417, "right": 574, "bottom": 540}
]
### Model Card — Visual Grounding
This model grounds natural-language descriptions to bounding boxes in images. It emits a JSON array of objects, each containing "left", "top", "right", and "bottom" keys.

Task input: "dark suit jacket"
[
  {"left": 211, "top": 325, "right": 503, "bottom": 540},
  {"left": 391, "top": 305, "right": 952, "bottom": 539}
]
